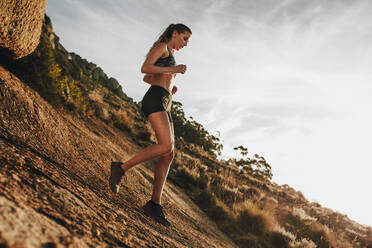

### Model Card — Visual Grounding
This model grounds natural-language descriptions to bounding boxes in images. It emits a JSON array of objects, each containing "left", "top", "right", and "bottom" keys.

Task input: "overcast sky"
[{"left": 46, "top": 0, "right": 372, "bottom": 226}]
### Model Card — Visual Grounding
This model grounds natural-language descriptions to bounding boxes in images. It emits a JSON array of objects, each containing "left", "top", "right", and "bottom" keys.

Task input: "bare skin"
[
  {"left": 119, "top": 30, "right": 191, "bottom": 205},
  {"left": 142, "top": 30, "right": 191, "bottom": 93}
]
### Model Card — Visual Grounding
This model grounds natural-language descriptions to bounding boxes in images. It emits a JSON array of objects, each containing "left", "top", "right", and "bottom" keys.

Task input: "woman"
[{"left": 109, "top": 24, "right": 192, "bottom": 226}]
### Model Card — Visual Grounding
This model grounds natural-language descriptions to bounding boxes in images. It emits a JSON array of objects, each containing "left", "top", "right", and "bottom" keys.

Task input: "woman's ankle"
[
  {"left": 151, "top": 198, "right": 161, "bottom": 205},
  {"left": 120, "top": 163, "right": 128, "bottom": 173}
]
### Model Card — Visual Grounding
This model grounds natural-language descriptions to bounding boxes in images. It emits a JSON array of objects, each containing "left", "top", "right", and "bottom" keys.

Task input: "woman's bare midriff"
[{"left": 148, "top": 73, "right": 175, "bottom": 93}]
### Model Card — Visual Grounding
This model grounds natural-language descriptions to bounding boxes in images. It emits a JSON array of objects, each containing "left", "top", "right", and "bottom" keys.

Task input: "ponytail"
[{"left": 146, "top": 23, "right": 192, "bottom": 57}]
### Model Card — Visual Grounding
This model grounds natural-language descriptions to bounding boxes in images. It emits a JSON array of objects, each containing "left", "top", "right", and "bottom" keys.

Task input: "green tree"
[
  {"left": 230, "top": 145, "right": 273, "bottom": 181},
  {"left": 171, "top": 101, "right": 223, "bottom": 156}
]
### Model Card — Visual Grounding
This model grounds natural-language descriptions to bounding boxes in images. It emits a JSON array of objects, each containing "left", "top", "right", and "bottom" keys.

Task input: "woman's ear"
[{"left": 172, "top": 30, "right": 178, "bottom": 38}]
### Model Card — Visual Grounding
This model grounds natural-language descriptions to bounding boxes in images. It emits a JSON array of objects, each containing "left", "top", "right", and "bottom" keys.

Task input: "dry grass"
[
  {"left": 232, "top": 200, "right": 276, "bottom": 236},
  {"left": 88, "top": 89, "right": 103, "bottom": 103},
  {"left": 292, "top": 207, "right": 317, "bottom": 224},
  {"left": 220, "top": 169, "right": 239, "bottom": 188},
  {"left": 188, "top": 165, "right": 201, "bottom": 178},
  {"left": 238, "top": 185, "right": 262, "bottom": 202},
  {"left": 261, "top": 196, "right": 279, "bottom": 212},
  {"left": 326, "top": 229, "right": 353, "bottom": 248},
  {"left": 272, "top": 225, "right": 318, "bottom": 248},
  {"left": 290, "top": 238, "right": 317, "bottom": 248}
]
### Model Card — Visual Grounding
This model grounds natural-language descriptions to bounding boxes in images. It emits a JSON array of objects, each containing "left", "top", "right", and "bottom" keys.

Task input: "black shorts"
[{"left": 141, "top": 85, "right": 173, "bottom": 123}]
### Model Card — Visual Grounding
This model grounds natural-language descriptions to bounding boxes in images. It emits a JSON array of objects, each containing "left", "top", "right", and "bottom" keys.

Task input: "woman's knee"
[
  {"left": 160, "top": 149, "right": 175, "bottom": 163},
  {"left": 158, "top": 142, "right": 174, "bottom": 155},
  {"left": 166, "top": 149, "right": 175, "bottom": 159}
]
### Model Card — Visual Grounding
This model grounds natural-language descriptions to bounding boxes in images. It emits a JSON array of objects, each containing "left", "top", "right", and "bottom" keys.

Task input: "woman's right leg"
[{"left": 120, "top": 111, "right": 173, "bottom": 173}]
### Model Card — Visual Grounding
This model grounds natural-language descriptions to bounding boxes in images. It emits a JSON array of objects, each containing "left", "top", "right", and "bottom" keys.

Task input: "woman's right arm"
[{"left": 141, "top": 43, "right": 186, "bottom": 74}]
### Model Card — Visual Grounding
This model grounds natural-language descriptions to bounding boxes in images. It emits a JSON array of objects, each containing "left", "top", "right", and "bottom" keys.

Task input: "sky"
[{"left": 46, "top": 0, "right": 372, "bottom": 226}]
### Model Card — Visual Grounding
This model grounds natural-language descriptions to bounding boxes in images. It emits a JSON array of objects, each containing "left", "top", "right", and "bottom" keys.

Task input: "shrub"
[
  {"left": 110, "top": 113, "right": 132, "bottom": 134},
  {"left": 268, "top": 232, "right": 290, "bottom": 248},
  {"left": 171, "top": 101, "right": 223, "bottom": 156},
  {"left": 208, "top": 197, "right": 231, "bottom": 222},
  {"left": 174, "top": 166, "right": 207, "bottom": 190},
  {"left": 233, "top": 200, "right": 274, "bottom": 236},
  {"left": 281, "top": 212, "right": 331, "bottom": 248},
  {"left": 215, "top": 184, "right": 241, "bottom": 206},
  {"left": 236, "top": 209, "right": 269, "bottom": 236},
  {"left": 290, "top": 238, "right": 317, "bottom": 248},
  {"left": 194, "top": 190, "right": 236, "bottom": 231},
  {"left": 194, "top": 190, "right": 216, "bottom": 209}
]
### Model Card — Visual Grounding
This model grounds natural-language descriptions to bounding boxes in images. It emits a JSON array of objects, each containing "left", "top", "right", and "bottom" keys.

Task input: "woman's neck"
[{"left": 166, "top": 41, "right": 176, "bottom": 51}]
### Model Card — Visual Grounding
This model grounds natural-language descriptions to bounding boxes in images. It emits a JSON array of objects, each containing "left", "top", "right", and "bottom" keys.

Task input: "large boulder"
[{"left": 0, "top": 0, "right": 47, "bottom": 59}]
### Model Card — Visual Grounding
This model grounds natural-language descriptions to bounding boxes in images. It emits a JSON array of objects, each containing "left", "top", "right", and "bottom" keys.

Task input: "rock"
[
  {"left": 42, "top": 15, "right": 56, "bottom": 49},
  {"left": 91, "top": 223, "right": 100, "bottom": 237},
  {"left": 0, "top": 174, "right": 6, "bottom": 183},
  {"left": 0, "top": 198, "right": 88, "bottom": 247},
  {"left": 0, "top": 0, "right": 47, "bottom": 59},
  {"left": 11, "top": 174, "right": 21, "bottom": 182}
]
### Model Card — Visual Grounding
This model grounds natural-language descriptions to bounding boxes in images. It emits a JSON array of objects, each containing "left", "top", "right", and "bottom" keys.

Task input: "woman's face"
[{"left": 172, "top": 31, "right": 191, "bottom": 51}]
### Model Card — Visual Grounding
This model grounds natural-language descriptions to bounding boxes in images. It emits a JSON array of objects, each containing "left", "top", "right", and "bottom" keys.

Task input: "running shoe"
[
  {"left": 142, "top": 200, "right": 171, "bottom": 226},
  {"left": 109, "top": 161, "right": 125, "bottom": 193}
]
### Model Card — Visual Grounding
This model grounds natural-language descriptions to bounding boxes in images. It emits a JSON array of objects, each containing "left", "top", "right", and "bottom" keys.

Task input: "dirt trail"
[{"left": 0, "top": 66, "right": 238, "bottom": 247}]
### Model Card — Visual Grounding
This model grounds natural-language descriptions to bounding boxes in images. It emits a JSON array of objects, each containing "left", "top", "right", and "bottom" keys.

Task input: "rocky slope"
[{"left": 0, "top": 65, "right": 237, "bottom": 247}]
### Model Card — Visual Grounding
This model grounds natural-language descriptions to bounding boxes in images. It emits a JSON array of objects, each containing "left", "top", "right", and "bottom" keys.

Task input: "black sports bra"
[{"left": 154, "top": 46, "right": 176, "bottom": 67}]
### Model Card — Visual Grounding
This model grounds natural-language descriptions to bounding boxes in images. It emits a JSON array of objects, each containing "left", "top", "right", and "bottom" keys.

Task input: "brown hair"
[{"left": 146, "top": 23, "right": 192, "bottom": 57}]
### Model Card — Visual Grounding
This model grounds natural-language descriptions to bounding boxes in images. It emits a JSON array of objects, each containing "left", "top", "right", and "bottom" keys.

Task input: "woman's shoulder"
[
  {"left": 152, "top": 42, "right": 168, "bottom": 52},
  {"left": 146, "top": 42, "right": 169, "bottom": 62},
  {"left": 151, "top": 42, "right": 170, "bottom": 59}
]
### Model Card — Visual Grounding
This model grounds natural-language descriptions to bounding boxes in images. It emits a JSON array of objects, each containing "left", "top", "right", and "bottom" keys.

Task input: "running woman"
[{"left": 109, "top": 24, "right": 192, "bottom": 226}]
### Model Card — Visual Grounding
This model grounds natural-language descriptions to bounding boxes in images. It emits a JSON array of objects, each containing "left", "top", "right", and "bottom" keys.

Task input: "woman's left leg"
[{"left": 151, "top": 115, "right": 175, "bottom": 205}]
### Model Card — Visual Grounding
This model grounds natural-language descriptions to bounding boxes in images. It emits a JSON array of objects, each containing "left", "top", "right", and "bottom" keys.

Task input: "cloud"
[
  {"left": 224, "top": 113, "right": 279, "bottom": 135},
  {"left": 180, "top": 95, "right": 219, "bottom": 119},
  {"left": 46, "top": 0, "right": 372, "bottom": 226}
]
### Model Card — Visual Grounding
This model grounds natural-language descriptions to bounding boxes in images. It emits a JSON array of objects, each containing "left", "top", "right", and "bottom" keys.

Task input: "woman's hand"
[
  {"left": 173, "top": 64, "right": 187, "bottom": 74},
  {"left": 143, "top": 74, "right": 152, "bottom": 84},
  {"left": 171, "top": 85, "right": 178, "bottom": 95}
]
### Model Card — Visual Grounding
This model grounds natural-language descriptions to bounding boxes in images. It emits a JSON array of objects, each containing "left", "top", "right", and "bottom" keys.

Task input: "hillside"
[
  {"left": 1, "top": 11, "right": 371, "bottom": 248},
  {"left": 0, "top": 65, "right": 237, "bottom": 247}
]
